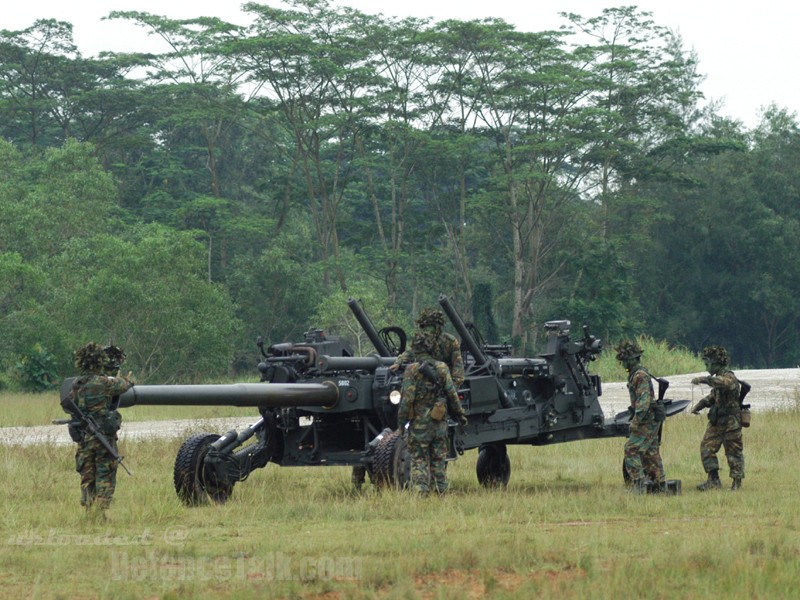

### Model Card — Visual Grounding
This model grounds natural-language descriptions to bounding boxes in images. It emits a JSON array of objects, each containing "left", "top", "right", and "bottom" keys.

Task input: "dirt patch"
[{"left": 411, "top": 566, "right": 584, "bottom": 598}]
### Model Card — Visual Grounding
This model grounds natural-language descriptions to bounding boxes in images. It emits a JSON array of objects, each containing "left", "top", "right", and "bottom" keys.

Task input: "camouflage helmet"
[
  {"left": 615, "top": 340, "right": 643, "bottom": 362},
  {"left": 74, "top": 342, "right": 110, "bottom": 374},
  {"left": 104, "top": 344, "right": 126, "bottom": 371},
  {"left": 702, "top": 345, "right": 729, "bottom": 366},
  {"left": 416, "top": 308, "right": 445, "bottom": 330},
  {"left": 411, "top": 331, "right": 437, "bottom": 355}
]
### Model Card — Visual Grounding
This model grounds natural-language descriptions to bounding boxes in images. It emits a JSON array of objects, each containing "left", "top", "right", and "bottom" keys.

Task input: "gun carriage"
[{"left": 60, "top": 294, "right": 688, "bottom": 505}]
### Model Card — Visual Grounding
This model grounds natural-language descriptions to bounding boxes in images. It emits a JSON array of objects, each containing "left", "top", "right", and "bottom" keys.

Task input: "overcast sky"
[{"left": 5, "top": 1, "right": 798, "bottom": 128}]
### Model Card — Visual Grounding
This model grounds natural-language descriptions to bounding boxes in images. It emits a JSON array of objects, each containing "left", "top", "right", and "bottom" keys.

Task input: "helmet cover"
[
  {"left": 416, "top": 308, "right": 445, "bottom": 329},
  {"left": 702, "top": 345, "right": 729, "bottom": 365},
  {"left": 615, "top": 340, "right": 643, "bottom": 362}
]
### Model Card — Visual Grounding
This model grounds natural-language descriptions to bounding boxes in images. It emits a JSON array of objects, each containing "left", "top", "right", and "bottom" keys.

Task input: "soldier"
[
  {"left": 65, "top": 342, "right": 134, "bottom": 515},
  {"left": 615, "top": 340, "right": 665, "bottom": 494},
  {"left": 691, "top": 345, "right": 744, "bottom": 491},
  {"left": 397, "top": 332, "right": 468, "bottom": 495},
  {"left": 354, "top": 307, "right": 465, "bottom": 489},
  {"left": 393, "top": 308, "right": 464, "bottom": 388}
]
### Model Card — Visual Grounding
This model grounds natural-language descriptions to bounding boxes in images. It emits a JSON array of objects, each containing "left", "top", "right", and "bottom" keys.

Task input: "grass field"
[{"left": 2, "top": 399, "right": 798, "bottom": 599}]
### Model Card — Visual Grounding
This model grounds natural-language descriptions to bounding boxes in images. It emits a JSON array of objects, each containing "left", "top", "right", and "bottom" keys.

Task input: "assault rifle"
[
  {"left": 417, "top": 361, "right": 444, "bottom": 395},
  {"left": 625, "top": 375, "right": 669, "bottom": 419},
  {"left": 55, "top": 397, "right": 131, "bottom": 476},
  {"left": 738, "top": 379, "right": 752, "bottom": 405}
]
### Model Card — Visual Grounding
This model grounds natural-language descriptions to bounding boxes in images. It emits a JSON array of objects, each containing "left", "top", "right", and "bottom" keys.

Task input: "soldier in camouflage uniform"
[
  {"left": 393, "top": 308, "right": 465, "bottom": 388},
  {"left": 353, "top": 307, "right": 465, "bottom": 489},
  {"left": 397, "top": 332, "right": 468, "bottom": 495},
  {"left": 616, "top": 340, "right": 665, "bottom": 494},
  {"left": 66, "top": 343, "right": 133, "bottom": 514},
  {"left": 691, "top": 345, "right": 744, "bottom": 491}
]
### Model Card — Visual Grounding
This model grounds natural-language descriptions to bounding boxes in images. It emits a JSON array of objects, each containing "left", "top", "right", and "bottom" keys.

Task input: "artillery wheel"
[
  {"left": 372, "top": 431, "right": 410, "bottom": 489},
  {"left": 476, "top": 444, "right": 511, "bottom": 487},
  {"left": 174, "top": 433, "right": 234, "bottom": 506}
]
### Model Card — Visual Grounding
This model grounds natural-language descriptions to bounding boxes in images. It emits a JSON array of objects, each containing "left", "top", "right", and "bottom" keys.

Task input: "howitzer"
[{"left": 60, "top": 295, "right": 688, "bottom": 505}]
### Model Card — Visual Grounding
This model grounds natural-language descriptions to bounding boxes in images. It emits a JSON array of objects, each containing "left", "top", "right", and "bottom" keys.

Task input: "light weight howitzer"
[
  {"left": 62, "top": 295, "right": 689, "bottom": 505},
  {"left": 60, "top": 322, "right": 409, "bottom": 506}
]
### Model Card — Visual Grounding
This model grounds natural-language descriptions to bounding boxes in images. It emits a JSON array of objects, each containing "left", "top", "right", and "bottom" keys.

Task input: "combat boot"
[
  {"left": 630, "top": 479, "right": 649, "bottom": 495},
  {"left": 351, "top": 465, "right": 366, "bottom": 491},
  {"left": 696, "top": 470, "right": 722, "bottom": 491},
  {"left": 731, "top": 478, "right": 742, "bottom": 491}
]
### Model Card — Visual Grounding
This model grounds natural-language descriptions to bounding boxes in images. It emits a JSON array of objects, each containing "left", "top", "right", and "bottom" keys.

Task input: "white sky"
[{"left": 5, "top": 1, "right": 799, "bottom": 129}]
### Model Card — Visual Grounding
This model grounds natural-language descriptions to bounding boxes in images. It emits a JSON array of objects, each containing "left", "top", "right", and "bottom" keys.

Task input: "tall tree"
[
  {"left": 447, "top": 23, "right": 596, "bottom": 351},
  {"left": 233, "top": 0, "right": 381, "bottom": 291},
  {"left": 107, "top": 11, "right": 248, "bottom": 199},
  {"left": 0, "top": 19, "right": 149, "bottom": 154},
  {"left": 350, "top": 13, "right": 434, "bottom": 307},
  {"left": 0, "top": 19, "right": 79, "bottom": 146}
]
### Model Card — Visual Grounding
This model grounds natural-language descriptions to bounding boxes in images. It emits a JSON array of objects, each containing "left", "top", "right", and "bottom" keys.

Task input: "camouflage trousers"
[
  {"left": 407, "top": 423, "right": 448, "bottom": 494},
  {"left": 700, "top": 417, "right": 744, "bottom": 480},
  {"left": 624, "top": 418, "right": 664, "bottom": 484},
  {"left": 75, "top": 435, "right": 118, "bottom": 510}
]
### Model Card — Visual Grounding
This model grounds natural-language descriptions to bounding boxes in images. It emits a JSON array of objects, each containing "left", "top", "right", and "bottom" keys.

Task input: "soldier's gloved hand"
[
  {"left": 691, "top": 377, "right": 703, "bottom": 385},
  {"left": 691, "top": 405, "right": 701, "bottom": 415},
  {"left": 389, "top": 363, "right": 399, "bottom": 372},
  {"left": 458, "top": 415, "right": 468, "bottom": 426}
]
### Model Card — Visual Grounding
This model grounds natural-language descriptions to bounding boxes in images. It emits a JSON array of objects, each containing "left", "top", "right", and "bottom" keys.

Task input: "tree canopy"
[{"left": 2, "top": 2, "right": 798, "bottom": 386}]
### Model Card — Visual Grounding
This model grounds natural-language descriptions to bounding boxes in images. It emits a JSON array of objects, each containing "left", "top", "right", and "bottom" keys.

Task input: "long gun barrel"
[
  {"left": 114, "top": 382, "right": 339, "bottom": 409},
  {"left": 438, "top": 294, "right": 512, "bottom": 408},
  {"left": 347, "top": 298, "right": 392, "bottom": 357},
  {"left": 438, "top": 294, "right": 488, "bottom": 366}
]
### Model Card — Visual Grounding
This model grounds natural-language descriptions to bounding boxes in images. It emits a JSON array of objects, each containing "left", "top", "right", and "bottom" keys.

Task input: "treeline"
[{"left": 1, "top": 1, "right": 799, "bottom": 387}]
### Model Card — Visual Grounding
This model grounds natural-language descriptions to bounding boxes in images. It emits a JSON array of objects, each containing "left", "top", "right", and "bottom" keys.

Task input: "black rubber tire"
[
  {"left": 372, "top": 431, "right": 410, "bottom": 489},
  {"left": 476, "top": 444, "right": 511, "bottom": 487},
  {"left": 173, "top": 433, "right": 233, "bottom": 506}
]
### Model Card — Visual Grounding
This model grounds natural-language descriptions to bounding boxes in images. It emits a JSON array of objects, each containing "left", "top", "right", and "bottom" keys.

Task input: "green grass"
[{"left": 1, "top": 406, "right": 798, "bottom": 599}]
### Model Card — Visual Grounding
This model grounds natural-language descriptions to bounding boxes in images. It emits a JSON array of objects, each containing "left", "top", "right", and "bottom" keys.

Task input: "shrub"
[{"left": 14, "top": 344, "right": 60, "bottom": 392}]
